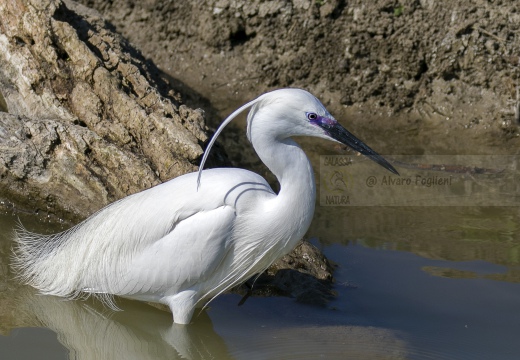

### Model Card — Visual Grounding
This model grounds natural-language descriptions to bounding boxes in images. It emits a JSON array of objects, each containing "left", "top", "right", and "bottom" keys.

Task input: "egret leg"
[{"left": 165, "top": 289, "right": 198, "bottom": 325}]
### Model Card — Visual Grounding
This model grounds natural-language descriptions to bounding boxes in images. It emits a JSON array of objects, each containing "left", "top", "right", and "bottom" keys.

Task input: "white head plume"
[{"left": 196, "top": 93, "right": 267, "bottom": 189}]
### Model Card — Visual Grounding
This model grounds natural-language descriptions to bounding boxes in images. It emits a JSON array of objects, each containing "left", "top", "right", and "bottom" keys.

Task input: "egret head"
[
  {"left": 247, "top": 89, "right": 399, "bottom": 175},
  {"left": 246, "top": 88, "right": 334, "bottom": 141}
]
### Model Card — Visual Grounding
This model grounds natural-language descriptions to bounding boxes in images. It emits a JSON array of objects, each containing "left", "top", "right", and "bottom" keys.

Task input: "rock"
[
  {"left": 0, "top": 0, "right": 211, "bottom": 221},
  {"left": 236, "top": 240, "right": 337, "bottom": 306}
]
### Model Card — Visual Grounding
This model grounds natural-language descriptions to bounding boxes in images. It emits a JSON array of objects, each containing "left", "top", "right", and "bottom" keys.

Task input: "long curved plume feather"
[{"left": 197, "top": 95, "right": 265, "bottom": 189}]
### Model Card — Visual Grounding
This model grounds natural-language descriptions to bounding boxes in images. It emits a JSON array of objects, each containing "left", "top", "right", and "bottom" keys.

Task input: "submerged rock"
[{"left": 236, "top": 240, "right": 337, "bottom": 307}]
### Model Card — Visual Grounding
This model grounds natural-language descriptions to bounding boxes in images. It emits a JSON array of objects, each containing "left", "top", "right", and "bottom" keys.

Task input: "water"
[
  {"left": 2, "top": 206, "right": 520, "bottom": 359},
  {"left": 2, "top": 119, "right": 520, "bottom": 359}
]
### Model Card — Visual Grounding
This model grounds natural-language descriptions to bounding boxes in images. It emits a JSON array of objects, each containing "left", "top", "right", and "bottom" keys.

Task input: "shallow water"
[
  {"left": 2, "top": 122, "right": 520, "bottom": 359},
  {"left": 2, "top": 207, "right": 520, "bottom": 358}
]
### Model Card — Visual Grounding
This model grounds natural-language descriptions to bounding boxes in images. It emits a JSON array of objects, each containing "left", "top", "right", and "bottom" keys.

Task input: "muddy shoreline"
[{"left": 80, "top": 0, "right": 520, "bottom": 147}]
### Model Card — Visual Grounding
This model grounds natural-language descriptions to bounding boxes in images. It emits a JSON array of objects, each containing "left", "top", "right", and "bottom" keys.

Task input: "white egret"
[{"left": 12, "top": 88, "right": 398, "bottom": 324}]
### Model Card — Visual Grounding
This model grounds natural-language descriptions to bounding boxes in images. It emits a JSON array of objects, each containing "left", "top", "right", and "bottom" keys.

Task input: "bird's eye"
[{"left": 307, "top": 112, "right": 318, "bottom": 121}]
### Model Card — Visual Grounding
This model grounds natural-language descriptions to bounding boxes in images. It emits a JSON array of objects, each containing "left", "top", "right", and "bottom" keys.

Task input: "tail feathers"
[
  {"left": 11, "top": 222, "right": 118, "bottom": 309},
  {"left": 11, "top": 223, "right": 69, "bottom": 285}
]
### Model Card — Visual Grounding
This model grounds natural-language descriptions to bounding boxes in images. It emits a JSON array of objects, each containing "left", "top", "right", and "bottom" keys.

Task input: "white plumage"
[{"left": 12, "top": 88, "right": 397, "bottom": 324}]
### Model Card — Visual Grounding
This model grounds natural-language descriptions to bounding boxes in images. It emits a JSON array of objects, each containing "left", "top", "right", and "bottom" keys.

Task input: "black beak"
[{"left": 324, "top": 122, "right": 399, "bottom": 175}]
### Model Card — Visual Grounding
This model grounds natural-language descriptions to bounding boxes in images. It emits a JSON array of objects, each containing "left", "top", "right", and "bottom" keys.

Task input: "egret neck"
[{"left": 250, "top": 129, "right": 316, "bottom": 251}]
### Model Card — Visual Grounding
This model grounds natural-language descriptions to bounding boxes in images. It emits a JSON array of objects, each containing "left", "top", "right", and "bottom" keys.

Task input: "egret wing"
[{"left": 115, "top": 205, "right": 237, "bottom": 300}]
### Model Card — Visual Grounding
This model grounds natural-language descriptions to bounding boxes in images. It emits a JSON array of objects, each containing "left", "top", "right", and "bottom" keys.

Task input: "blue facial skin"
[
  {"left": 307, "top": 112, "right": 336, "bottom": 130},
  {"left": 307, "top": 111, "right": 341, "bottom": 139},
  {"left": 307, "top": 111, "right": 399, "bottom": 175}
]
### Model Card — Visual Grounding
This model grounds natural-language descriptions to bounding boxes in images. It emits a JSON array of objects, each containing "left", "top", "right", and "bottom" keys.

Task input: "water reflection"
[
  {"left": 0, "top": 286, "right": 415, "bottom": 360},
  {"left": 1, "top": 213, "right": 411, "bottom": 359},
  {"left": 1, "top": 274, "right": 413, "bottom": 360},
  {"left": 0, "top": 213, "right": 228, "bottom": 359},
  {"left": 16, "top": 292, "right": 231, "bottom": 360}
]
